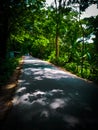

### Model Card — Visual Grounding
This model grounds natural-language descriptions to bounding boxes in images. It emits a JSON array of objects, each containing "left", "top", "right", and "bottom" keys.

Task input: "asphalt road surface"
[{"left": 1, "top": 56, "right": 98, "bottom": 130}]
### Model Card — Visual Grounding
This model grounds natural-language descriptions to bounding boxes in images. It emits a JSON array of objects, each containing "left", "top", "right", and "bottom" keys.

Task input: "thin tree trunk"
[
  {"left": 78, "top": 1, "right": 85, "bottom": 77},
  {"left": 55, "top": 0, "right": 60, "bottom": 59},
  {"left": 55, "top": 22, "right": 59, "bottom": 58},
  {"left": 0, "top": 1, "right": 9, "bottom": 62}
]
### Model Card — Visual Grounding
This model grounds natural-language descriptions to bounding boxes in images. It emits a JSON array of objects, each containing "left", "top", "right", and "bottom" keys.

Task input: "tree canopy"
[{"left": 0, "top": 0, "right": 98, "bottom": 83}]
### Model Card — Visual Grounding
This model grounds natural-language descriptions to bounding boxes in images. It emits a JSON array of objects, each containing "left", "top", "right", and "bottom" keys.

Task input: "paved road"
[{"left": 1, "top": 56, "right": 98, "bottom": 130}]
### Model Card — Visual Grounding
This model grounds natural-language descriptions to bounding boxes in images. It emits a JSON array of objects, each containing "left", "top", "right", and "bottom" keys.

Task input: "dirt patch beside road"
[{"left": 0, "top": 57, "right": 24, "bottom": 121}]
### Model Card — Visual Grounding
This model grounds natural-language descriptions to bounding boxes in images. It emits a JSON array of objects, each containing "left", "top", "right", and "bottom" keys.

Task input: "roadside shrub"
[
  {"left": 65, "top": 62, "right": 77, "bottom": 73},
  {"left": 0, "top": 57, "right": 21, "bottom": 87}
]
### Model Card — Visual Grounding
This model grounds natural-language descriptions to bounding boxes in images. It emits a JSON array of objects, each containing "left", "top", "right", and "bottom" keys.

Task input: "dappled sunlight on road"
[
  {"left": 23, "top": 60, "right": 73, "bottom": 80},
  {"left": 12, "top": 88, "right": 67, "bottom": 108},
  {"left": 2, "top": 56, "right": 98, "bottom": 130},
  {"left": 49, "top": 98, "right": 66, "bottom": 109}
]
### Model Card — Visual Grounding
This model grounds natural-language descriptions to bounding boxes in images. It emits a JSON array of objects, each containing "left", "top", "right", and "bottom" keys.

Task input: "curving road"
[{"left": 1, "top": 56, "right": 98, "bottom": 130}]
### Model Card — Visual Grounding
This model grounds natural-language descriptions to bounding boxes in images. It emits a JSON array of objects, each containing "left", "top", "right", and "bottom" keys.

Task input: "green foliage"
[
  {"left": 65, "top": 62, "right": 77, "bottom": 73},
  {"left": 48, "top": 51, "right": 56, "bottom": 63},
  {"left": 0, "top": 57, "right": 21, "bottom": 87},
  {"left": 1, "top": 0, "right": 97, "bottom": 84},
  {"left": 31, "top": 36, "right": 49, "bottom": 58}
]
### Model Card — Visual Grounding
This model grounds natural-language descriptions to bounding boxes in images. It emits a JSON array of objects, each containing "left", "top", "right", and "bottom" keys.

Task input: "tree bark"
[
  {"left": 55, "top": 0, "right": 60, "bottom": 59},
  {"left": 55, "top": 23, "right": 59, "bottom": 58},
  {"left": 0, "top": 1, "right": 9, "bottom": 62}
]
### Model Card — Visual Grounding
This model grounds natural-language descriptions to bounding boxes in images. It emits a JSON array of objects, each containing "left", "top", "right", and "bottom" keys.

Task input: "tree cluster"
[{"left": 0, "top": 0, "right": 98, "bottom": 82}]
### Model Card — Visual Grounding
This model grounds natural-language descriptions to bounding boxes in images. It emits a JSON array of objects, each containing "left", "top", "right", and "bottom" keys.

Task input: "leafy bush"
[
  {"left": 65, "top": 62, "right": 77, "bottom": 73},
  {"left": 0, "top": 57, "right": 21, "bottom": 87},
  {"left": 48, "top": 51, "right": 56, "bottom": 63}
]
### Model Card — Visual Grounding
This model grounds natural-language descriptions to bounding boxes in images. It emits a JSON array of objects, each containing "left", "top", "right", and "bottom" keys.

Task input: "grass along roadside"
[
  {"left": 0, "top": 56, "right": 24, "bottom": 121},
  {"left": 0, "top": 57, "right": 22, "bottom": 87}
]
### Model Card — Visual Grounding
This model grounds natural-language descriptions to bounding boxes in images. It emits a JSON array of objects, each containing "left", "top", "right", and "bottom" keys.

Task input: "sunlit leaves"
[
  {"left": 34, "top": 36, "right": 49, "bottom": 47},
  {"left": 5, "top": 0, "right": 98, "bottom": 82}
]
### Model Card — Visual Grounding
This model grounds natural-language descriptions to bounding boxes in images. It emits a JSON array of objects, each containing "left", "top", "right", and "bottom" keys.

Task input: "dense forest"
[{"left": 0, "top": 0, "right": 98, "bottom": 86}]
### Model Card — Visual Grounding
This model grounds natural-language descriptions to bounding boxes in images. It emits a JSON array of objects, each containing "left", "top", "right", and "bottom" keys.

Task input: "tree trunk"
[
  {"left": 55, "top": 23, "right": 59, "bottom": 58},
  {"left": 55, "top": 0, "right": 60, "bottom": 59},
  {"left": 0, "top": 1, "right": 9, "bottom": 62}
]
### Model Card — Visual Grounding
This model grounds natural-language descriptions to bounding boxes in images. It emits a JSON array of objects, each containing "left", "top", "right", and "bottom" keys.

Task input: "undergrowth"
[{"left": 0, "top": 57, "right": 21, "bottom": 87}]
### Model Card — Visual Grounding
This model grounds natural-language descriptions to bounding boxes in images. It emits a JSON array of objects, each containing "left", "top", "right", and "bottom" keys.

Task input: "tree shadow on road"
[{"left": 1, "top": 56, "right": 98, "bottom": 130}]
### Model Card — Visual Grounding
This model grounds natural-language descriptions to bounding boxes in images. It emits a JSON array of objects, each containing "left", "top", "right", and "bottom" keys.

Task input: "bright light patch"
[
  {"left": 33, "top": 91, "right": 46, "bottom": 96},
  {"left": 16, "top": 87, "right": 26, "bottom": 93},
  {"left": 81, "top": 4, "right": 98, "bottom": 19},
  {"left": 50, "top": 98, "right": 66, "bottom": 109}
]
